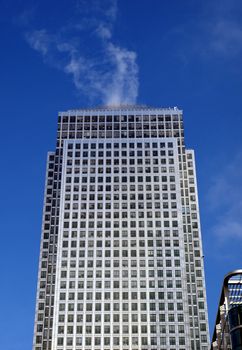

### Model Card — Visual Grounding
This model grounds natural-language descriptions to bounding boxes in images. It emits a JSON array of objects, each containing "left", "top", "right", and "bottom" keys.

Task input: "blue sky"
[{"left": 1, "top": 0, "right": 242, "bottom": 348}]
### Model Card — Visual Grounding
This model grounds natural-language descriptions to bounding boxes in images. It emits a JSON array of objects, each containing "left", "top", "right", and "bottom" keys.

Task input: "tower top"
[{"left": 59, "top": 104, "right": 182, "bottom": 114}]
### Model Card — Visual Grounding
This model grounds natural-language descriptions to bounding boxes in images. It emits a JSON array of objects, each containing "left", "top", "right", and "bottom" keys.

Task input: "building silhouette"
[{"left": 33, "top": 105, "right": 209, "bottom": 350}]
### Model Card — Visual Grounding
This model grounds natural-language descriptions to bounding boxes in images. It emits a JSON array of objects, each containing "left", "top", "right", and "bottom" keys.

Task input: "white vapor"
[
  {"left": 102, "top": 43, "right": 138, "bottom": 105},
  {"left": 26, "top": 29, "right": 50, "bottom": 56},
  {"left": 207, "top": 152, "right": 242, "bottom": 241},
  {"left": 25, "top": 0, "right": 139, "bottom": 105},
  {"left": 210, "top": 19, "right": 242, "bottom": 56},
  {"left": 165, "top": 0, "right": 242, "bottom": 64}
]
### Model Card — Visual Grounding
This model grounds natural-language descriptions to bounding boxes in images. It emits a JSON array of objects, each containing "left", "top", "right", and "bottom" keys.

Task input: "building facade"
[
  {"left": 33, "top": 105, "right": 210, "bottom": 350},
  {"left": 211, "top": 270, "right": 242, "bottom": 350}
]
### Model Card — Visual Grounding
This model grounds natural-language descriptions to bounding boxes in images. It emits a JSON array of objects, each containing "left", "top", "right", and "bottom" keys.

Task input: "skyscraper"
[{"left": 33, "top": 105, "right": 210, "bottom": 350}]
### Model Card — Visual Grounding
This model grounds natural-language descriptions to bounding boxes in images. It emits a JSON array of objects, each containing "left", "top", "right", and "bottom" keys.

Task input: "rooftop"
[{"left": 59, "top": 105, "right": 182, "bottom": 114}]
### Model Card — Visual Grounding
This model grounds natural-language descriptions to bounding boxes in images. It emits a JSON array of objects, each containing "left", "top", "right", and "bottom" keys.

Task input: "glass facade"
[
  {"left": 32, "top": 106, "right": 209, "bottom": 350},
  {"left": 211, "top": 270, "right": 242, "bottom": 350}
]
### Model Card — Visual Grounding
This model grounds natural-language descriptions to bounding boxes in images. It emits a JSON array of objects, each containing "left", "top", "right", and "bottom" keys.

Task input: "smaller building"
[{"left": 211, "top": 270, "right": 242, "bottom": 350}]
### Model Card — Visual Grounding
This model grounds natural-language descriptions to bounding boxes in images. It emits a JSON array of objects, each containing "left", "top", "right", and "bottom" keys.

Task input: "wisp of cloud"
[
  {"left": 25, "top": 0, "right": 139, "bottom": 105},
  {"left": 207, "top": 152, "right": 242, "bottom": 242}
]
